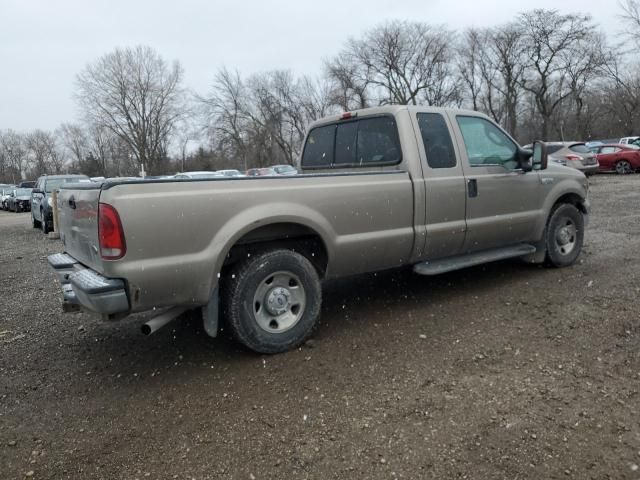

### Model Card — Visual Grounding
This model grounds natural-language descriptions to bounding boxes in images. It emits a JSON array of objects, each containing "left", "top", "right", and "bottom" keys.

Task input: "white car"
[
  {"left": 216, "top": 169, "right": 245, "bottom": 177},
  {"left": 619, "top": 136, "right": 639, "bottom": 145},
  {"left": 174, "top": 171, "right": 223, "bottom": 179}
]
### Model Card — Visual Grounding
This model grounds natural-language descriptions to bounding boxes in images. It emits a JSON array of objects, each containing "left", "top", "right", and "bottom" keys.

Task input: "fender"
[{"left": 206, "top": 202, "right": 336, "bottom": 296}]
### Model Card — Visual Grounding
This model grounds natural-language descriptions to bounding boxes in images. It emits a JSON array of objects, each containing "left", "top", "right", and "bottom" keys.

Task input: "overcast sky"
[{"left": 0, "top": 0, "right": 623, "bottom": 131}]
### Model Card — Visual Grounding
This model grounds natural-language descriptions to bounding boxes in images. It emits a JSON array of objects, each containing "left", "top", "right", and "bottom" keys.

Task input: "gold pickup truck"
[{"left": 48, "top": 106, "right": 589, "bottom": 353}]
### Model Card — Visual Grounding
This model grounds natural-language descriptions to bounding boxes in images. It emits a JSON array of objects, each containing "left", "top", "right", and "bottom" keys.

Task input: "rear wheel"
[
  {"left": 545, "top": 204, "right": 584, "bottom": 268},
  {"left": 223, "top": 249, "right": 322, "bottom": 354},
  {"left": 616, "top": 160, "right": 632, "bottom": 175}
]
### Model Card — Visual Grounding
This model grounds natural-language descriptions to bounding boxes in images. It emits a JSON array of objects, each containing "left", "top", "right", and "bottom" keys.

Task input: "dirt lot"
[{"left": 1, "top": 175, "right": 639, "bottom": 480}]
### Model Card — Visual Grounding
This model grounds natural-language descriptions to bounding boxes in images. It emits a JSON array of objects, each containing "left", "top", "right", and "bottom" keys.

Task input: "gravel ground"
[{"left": 1, "top": 175, "right": 639, "bottom": 480}]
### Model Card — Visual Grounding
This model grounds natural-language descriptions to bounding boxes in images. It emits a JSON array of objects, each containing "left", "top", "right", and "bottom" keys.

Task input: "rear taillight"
[
  {"left": 98, "top": 203, "right": 126, "bottom": 260},
  {"left": 565, "top": 154, "right": 582, "bottom": 161}
]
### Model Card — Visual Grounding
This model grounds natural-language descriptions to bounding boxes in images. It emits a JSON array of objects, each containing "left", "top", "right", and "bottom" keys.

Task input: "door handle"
[{"left": 468, "top": 179, "right": 478, "bottom": 198}]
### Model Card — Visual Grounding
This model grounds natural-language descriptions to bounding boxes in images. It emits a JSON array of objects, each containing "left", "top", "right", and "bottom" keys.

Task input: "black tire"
[
  {"left": 32, "top": 213, "right": 40, "bottom": 229},
  {"left": 223, "top": 249, "right": 322, "bottom": 354},
  {"left": 545, "top": 203, "right": 584, "bottom": 268},
  {"left": 41, "top": 210, "right": 50, "bottom": 234},
  {"left": 616, "top": 160, "right": 632, "bottom": 175}
]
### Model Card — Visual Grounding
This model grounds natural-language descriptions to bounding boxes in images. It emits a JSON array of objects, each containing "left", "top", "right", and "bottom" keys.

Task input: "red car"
[{"left": 595, "top": 144, "right": 640, "bottom": 174}]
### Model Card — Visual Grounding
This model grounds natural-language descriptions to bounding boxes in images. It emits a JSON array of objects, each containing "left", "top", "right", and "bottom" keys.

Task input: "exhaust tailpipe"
[{"left": 141, "top": 307, "right": 187, "bottom": 335}]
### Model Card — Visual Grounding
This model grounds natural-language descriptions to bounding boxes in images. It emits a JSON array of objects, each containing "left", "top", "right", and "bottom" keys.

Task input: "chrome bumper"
[{"left": 48, "top": 253, "right": 129, "bottom": 315}]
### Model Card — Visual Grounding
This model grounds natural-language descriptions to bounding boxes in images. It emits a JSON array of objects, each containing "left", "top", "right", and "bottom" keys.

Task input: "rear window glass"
[
  {"left": 417, "top": 113, "right": 456, "bottom": 168},
  {"left": 547, "top": 145, "right": 564, "bottom": 154},
  {"left": 301, "top": 116, "right": 401, "bottom": 168},
  {"left": 301, "top": 125, "right": 335, "bottom": 167},
  {"left": 334, "top": 121, "right": 358, "bottom": 165},
  {"left": 569, "top": 144, "right": 590, "bottom": 154}
]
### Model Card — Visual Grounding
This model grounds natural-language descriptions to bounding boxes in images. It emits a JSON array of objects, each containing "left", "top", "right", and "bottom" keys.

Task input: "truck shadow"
[{"left": 75, "top": 258, "right": 550, "bottom": 377}]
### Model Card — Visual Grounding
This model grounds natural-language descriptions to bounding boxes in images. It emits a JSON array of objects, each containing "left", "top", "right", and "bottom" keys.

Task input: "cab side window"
[
  {"left": 456, "top": 116, "right": 517, "bottom": 168},
  {"left": 417, "top": 113, "right": 456, "bottom": 169}
]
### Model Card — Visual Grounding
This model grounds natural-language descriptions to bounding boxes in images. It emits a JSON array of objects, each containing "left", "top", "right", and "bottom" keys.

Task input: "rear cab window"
[{"left": 301, "top": 115, "right": 402, "bottom": 169}]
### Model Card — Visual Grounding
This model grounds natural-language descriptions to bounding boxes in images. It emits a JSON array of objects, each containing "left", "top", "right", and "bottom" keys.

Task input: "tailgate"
[{"left": 57, "top": 184, "right": 104, "bottom": 273}]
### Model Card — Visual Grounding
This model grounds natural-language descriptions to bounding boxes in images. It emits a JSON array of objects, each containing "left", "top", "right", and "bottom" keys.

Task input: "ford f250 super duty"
[{"left": 48, "top": 106, "right": 590, "bottom": 353}]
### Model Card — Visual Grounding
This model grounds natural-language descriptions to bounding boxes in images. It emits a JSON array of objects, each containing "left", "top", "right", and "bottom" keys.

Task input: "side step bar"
[{"left": 413, "top": 243, "right": 537, "bottom": 276}]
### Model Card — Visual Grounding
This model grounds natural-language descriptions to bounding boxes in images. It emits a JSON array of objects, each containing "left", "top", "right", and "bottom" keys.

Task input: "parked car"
[
  {"left": 32, "top": 174, "right": 90, "bottom": 234},
  {"left": 0, "top": 186, "right": 16, "bottom": 210},
  {"left": 545, "top": 142, "right": 599, "bottom": 175},
  {"left": 216, "top": 169, "right": 245, "bottom": 177},
  {"left": 272, "top": 164, "right": 298, "bottom": 176},
  {"left": 49, "top": 105, "right": 589, "bottom": 354},
  {"left": 246, "top": 167, "right": 277, "bottom": 176},
  {"left": 594, "top": 144, "right": 640, "bottom": 174},
  {"left": 6, "top": 188, "right": 33, "bottom": 212},
  {"left": 619, "top": 136, "right": 639, "bottom": 145},
  {"left": 174, "top": 171, "right": 223, "bottom": 179},
  {"left": 18, "top": 180, "right": 35, "bottom": 188}
]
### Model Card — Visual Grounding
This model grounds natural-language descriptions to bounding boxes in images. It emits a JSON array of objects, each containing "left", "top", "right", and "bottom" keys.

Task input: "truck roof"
[{"left": 307, "top": 105, "right": 485, "bottom": 130}]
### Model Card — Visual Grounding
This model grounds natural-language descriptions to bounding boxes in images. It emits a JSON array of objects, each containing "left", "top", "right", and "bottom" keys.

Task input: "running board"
[{"left": 413, "top": 244, "right": 537, "bottom": 276}]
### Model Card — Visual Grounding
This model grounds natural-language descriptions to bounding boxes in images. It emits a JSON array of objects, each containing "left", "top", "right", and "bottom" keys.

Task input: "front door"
[{"left": 450, "top": 114, "right": 542, "bottom": 253}]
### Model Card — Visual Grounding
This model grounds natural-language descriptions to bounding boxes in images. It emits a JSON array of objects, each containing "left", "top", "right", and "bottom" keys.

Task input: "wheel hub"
[{"left": 265, "top": 287, "right": 292, "bottom": 315}]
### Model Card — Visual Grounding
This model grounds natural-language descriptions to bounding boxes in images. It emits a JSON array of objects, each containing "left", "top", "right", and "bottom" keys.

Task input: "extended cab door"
[
  {"left": 449, "top": 113, "right": 542, "bottom": 253},
  {"left": 411, "top": 111, "right": 467, "bottom": 259}
]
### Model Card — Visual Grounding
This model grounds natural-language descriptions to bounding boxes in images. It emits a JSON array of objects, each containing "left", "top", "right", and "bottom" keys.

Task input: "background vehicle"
[
  {"left": 272, "top": 164, "right": 298, "bottom": 176},
  {"left": 545, "top": 142, "right": 599, "bottom": 175},
  {"left": 216, "top": 169, "right": 245, "bottom": 177},
  {"left": 619, "top": 136, "right": 639, "bottom": 145},
  {"left": 0, "top": 186, "right": 16, "bottom": 210},
  {"left": 246, "top": 167, "right": 277, "bottom": 176},
  {"left": 174, "top": 171, "right": 222, "bottom": 179},
  {"left": 594, "top": 144, "right": 640, "bottom": 174},
  {"left": 6, "top": 188, "right": 32, "bottom": 212},
  {"left": 18, "top": 181, "right": 35, "bottom": 188},
  {"left": 32, "top": 174, "right": 90, "bottom": 233},
  {"left": 49, "top": 106, "right": 589, "bottom": 354}
]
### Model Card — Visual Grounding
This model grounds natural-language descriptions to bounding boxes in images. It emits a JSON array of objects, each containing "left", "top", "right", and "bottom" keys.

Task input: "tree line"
[{"left": 1, "top": 5, "right": 639, "bottom": 182}]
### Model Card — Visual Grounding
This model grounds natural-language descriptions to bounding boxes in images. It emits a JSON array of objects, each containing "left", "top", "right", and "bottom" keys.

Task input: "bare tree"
[
  {"left": 25, "top": 130, "right": 64, "bottom": 177},
  {"left": 75, "top": 45, "right": 185, "bottom": 174},
  {"left": 328, "top": 21, "right": 460, "bottom": 107},
  {"left": 198, "top": 68, "right": 251, "bottom": 170},
  {"left": 620, "top": 0, "right": 640, "bottom": 44},
  {"left": 0, "top": 130, "right": 28, "bottom": 183},
  {"left": 519, "top": 9, "right": 604, "bottom": 140},
  {"left": 59, "top": 123, "right": 89, "bottom": 165}
]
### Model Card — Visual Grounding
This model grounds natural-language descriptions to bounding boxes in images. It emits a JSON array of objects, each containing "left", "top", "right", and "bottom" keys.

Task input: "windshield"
[{"left": 45, "top": 178, "right": 87, "bottom": 192}]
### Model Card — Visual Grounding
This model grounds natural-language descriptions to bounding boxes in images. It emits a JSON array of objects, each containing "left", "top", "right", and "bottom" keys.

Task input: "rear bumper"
[{"left": 48, "top": 253, "right": 129, "bottom": 315}]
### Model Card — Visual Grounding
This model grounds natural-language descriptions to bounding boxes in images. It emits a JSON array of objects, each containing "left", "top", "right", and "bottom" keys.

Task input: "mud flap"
[{"left": 202, "top": 287, "right": 219, "bottom": 338}]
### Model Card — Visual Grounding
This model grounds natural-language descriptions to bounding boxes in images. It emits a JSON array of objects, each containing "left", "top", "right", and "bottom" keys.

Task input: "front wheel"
[
  {"left": 41, "top": 210, "right": 50, "bottom": 234},
  {"left": 32, "top": 213, "right": 40, "bottom": 229},
  {"left": 545, "top": 204, "right": 584, "bottom": 268},
  {"left": 223, "top": 249, "right": 322, "bottom": 354}
]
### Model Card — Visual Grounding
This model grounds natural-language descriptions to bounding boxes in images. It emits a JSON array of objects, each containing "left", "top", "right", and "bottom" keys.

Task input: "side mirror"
[
  {"left": 532, "top": 141, "right": 548, "bottom": 170},
  {"left": 517, "top": 147, "right": 533, "bottom": 172}
]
